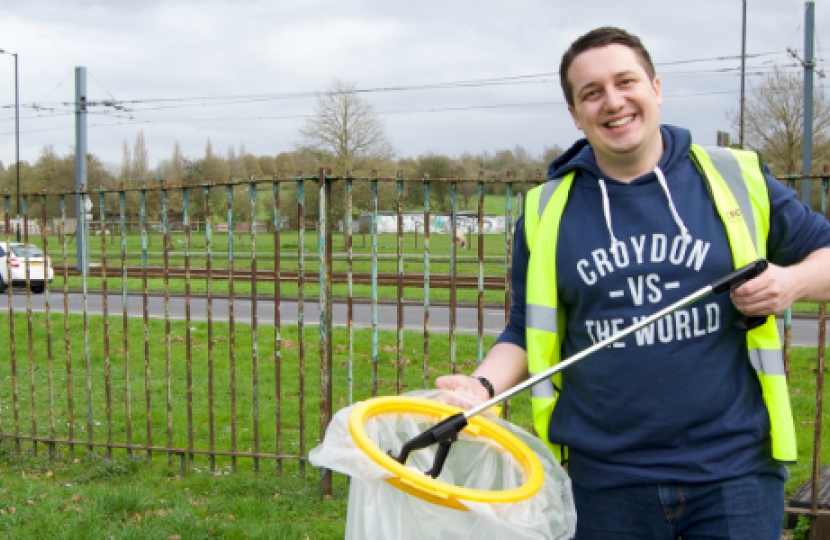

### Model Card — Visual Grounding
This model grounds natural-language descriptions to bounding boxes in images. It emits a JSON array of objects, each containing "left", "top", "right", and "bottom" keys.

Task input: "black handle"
[
  {"left": 709, "top": 259, "right": 769, "bottom": 331},
  {"left": 710, "top": 259, "right": 768, "bottom": 294}
]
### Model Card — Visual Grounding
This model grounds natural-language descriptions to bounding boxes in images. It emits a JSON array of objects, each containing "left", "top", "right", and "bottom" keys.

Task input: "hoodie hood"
[
  {"left": 547, "top": 124, "right": 692, "bottom": 182},
  {"left": 546, "top": 125, "right": 694, "bottom": 250}
]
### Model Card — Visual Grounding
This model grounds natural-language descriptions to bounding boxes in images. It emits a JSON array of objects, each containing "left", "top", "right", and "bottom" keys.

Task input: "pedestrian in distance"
[{"left": 437, "top": 26, "right": 830, "bottom": 540}]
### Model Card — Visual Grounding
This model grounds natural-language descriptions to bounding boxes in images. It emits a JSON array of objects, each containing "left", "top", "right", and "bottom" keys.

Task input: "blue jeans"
[{"left": 572, "top": 473, "right": 785, "bottom": 540}]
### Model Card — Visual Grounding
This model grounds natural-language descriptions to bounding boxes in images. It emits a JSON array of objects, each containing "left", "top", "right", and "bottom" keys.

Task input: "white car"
[{"left": 0, "top": 242, "right": 54, "bottom": 294}]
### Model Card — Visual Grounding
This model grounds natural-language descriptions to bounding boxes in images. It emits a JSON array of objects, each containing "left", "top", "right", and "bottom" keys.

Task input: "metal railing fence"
[{"left": 0, "top": 170, "right": 827, "bottom": 519}]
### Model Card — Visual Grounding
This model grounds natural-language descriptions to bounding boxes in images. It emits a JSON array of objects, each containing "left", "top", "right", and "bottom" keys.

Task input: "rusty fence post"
[
  {"left": 396, "top": 170, "right": 405, "bottom": 394},
  {"left": 812, "top": 166, "right": 830, "bottom": 518},
  {"left": 318, "top": 168, "right": 334, "bottom": 497},
  {"left": 422, "top": 177, "right": 431, "bottom": 390}
]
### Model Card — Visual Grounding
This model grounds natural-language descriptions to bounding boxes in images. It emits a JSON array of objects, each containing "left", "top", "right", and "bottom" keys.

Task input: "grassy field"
[
  {"left": 0, "top": 309, "right": 507, "bottom": 538},
  {"left": 0, "top": 309, "right": 827, "bottom": 538},
  {"left": 42, "top": 228, "right": 516, "bottom": 305},
  {"left": 0, "top": 453, "right": 349, "bottom": 539},
  {"left": 22, "top": 227, "right": 822, "bottom": 313},
  {"left": 0, "top": 311, "right": 499, "bottom": 465}
]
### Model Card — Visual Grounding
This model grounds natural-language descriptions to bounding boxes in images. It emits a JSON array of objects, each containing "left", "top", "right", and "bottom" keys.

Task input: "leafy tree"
[
  {"left": 242, "top": 153, "right": 262, "bottom": 179},
  {"left": 411, "top": 154, "right": 459, "bottom": 214},
  {"left": 541, "top": 145, "right": 565, "bottom": 167},
  {"left": 152, "top": 142, "right": 187, "bottom": 221},
  {"left": 258, "top": 155, "right": 276, "bottom": 177},
  {"left": 274, "top": 152, "right": 298, "bottom": 177},
  {"left": 298, "top": 79, "right": 394, "bottom": 175},
  {"left": 2, "top": 147, "right": 115, "bottom": 222},
  {"left": 0, "top": 160, "right": 32, "bottom": 219},
  {"left": 199, "top": 156, "right": 231, "bottom": 220}
]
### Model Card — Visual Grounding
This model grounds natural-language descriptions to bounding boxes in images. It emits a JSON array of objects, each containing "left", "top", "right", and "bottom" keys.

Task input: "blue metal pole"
[
  {"left": 75, "top": 67, "right": 88, "bottom": 271},
  {"left": 801, "top": 1, "right": 815, "bottom": 207},
  {"left": 739, "top": 0, "right": 746, "bottom": 147}
]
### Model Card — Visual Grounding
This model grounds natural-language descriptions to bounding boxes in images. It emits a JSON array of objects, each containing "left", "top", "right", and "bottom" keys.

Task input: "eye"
[{"left": 581, "top": 88, "right": 601, "bottom": 101}]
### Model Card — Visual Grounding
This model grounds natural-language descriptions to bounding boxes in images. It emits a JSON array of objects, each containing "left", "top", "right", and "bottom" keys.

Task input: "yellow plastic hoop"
[{"left": 348, "top": 396, "right": 544, "bottom": 511}]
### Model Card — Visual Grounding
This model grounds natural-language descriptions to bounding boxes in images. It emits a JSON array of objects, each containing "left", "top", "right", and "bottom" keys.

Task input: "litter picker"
[{"left": 389, "top": 259, "right": 770, "bottom": 478}]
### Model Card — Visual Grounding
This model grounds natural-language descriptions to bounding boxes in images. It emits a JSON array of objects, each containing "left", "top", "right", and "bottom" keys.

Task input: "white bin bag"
[{"left": 309, "top": 390, "right": 576, "bottom": 540}]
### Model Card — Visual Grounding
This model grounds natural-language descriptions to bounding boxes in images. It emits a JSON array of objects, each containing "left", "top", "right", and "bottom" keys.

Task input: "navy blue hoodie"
[{"left": 497, "top": 125, "right": 830, "bottom": 490}]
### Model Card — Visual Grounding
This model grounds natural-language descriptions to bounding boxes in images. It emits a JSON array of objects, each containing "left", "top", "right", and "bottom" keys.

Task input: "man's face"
[{"left": 567, "top": 44, "right": 663, "bottom": 177}]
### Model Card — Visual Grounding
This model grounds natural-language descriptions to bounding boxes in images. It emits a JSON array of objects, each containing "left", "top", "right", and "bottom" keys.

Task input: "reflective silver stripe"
[
  {"left": 527, "top": 304, "right": 558, "bottom": 333},
  {"left": 704, "top": 146, "right": 758, "bottom": 251},
  {"left": 537, "top": 177, "right": 564, "bottom": 220},
  {"left": 749, "top": 348, "right": 786, "bottom": 376},
  {"left": 529, "top": 376, "right": 556, "bottom": 398}
]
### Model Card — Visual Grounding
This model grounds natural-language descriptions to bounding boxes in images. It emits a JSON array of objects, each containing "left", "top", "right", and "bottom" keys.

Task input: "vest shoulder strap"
[
  {"left": 525, "top": 173, "right": 574, "bottom": 250},
  {"left": 690, "top": 144, "right": 771, "bottom": 258}
]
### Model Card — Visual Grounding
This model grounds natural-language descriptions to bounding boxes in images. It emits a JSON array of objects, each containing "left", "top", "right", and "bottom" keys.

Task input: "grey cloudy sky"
[{"left": 0, "top": 0, "right": 826, "bottom": 173}]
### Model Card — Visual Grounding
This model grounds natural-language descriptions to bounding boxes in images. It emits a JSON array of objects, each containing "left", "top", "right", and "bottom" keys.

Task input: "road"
[{"left": 2, "top": 290, "right": 828, "bottom": 347}]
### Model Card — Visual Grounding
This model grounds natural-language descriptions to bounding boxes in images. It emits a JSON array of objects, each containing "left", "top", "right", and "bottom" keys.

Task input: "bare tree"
[
  {"left": 170, "top": 141, "right": 185, "bottom": 180},
  {"left": 731, "top": 65, "right": 830, "bottom": 176},
  {"left": 120, "top": 140, "right": 132, "bottom": 180},
  {"left": 133, "top": 129, "right": 149, "bottom": 179},
  {"left": 298, "top": 79, "right": 394, "bottom": 174}
]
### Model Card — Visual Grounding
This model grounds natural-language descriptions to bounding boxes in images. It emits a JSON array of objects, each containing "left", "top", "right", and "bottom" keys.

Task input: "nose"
[{"left": 604, "top": 86, "right": 625, "bottom": 110}]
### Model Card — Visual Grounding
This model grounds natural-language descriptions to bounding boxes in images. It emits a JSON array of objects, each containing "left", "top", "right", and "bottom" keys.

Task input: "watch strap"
[{"left": 473, "top": 376, "right": 495, "bottom": 399}]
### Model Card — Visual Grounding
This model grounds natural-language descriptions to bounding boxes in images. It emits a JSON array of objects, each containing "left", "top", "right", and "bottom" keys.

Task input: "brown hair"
[{"left": 559, "top": 27, "right": 656, "bottom": 107}]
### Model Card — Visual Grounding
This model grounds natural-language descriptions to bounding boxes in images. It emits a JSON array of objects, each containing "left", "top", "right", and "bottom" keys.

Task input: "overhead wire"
[
  {"left": 22, "top": 50, "right": 787, "bottom": 113},
  {"left": 0, "top": 87, "right": 748, "bottom": 138},
  {"left": 0, "top": 49, "right": 806, "bottom": 138}
]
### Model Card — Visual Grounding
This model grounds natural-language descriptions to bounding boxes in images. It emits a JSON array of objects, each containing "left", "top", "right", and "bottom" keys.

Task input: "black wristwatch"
[{"left": 473, "top": 376, "right": 495, "bottom": 399}]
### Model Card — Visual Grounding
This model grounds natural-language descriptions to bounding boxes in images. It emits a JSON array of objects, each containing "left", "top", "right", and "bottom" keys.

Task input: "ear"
[
  {"left": 652, "top": 76, "right": 662, "bottom": 107},
  {"left": 568, "top": 105, "right": 583, "bottom": 131}
]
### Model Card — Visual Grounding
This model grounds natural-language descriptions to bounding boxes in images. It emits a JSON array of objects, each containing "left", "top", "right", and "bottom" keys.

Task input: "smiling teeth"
[{"left": 607, "top": 117, "right": 633, "bottom": 128}]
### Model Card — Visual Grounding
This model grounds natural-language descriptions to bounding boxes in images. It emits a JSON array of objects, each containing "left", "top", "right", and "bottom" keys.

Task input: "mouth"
[{"left": 604, "top": 115, "right": 636, "bottom": 129}]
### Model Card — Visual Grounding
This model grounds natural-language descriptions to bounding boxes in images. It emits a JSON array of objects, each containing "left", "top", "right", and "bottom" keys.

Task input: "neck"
[{"left": 595, "top": 132, "right": 664, "bottom": 183}]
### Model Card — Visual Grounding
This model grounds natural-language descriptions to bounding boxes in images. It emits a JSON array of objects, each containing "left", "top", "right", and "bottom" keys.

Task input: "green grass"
[
  {"left": 0, "top": 310, "right": 505, "bottom": 537},
  {"left": 0, "top": 451, "right": 349, "bottom": 539},
  {"left": 0, "top": 310, "right": 827, "bottom": 538},
  {"left": 37, "top": 230, "right": 822, "bottom": 314},
  {"left": 784, "top": 346, "right": 830, "bottom": 496},
  {"left": 47, "top": 229, "right": 516, "bottom": 304},
  {"left": 0, "top": 311, "right": 503, "bottom": 466}
]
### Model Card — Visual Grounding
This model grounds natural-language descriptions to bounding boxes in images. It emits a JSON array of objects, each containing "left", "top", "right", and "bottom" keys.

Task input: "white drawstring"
[
  {"left": 598, "top": 178, "right": 625, "bottom": 253},
  {"left": 597, "top": 168, "right": 691, "bottom": 253},
  {"left": 653, "top": 166, "right": 692, "bottom": 242}
]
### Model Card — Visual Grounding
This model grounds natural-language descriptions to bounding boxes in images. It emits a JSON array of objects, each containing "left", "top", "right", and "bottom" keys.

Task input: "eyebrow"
[{"left": 576, "top": 70, "right": 641, "bottom": 97}]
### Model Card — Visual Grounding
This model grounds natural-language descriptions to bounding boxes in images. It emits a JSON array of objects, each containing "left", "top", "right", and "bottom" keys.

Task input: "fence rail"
[{"left": 1, "top": 170, "right": 828, "bottom": 519}]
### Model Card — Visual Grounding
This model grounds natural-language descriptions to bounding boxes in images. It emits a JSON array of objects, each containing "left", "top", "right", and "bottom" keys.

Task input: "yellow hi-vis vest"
[{"left": 523, "top": 145, "right": 797, "bottom": 465}]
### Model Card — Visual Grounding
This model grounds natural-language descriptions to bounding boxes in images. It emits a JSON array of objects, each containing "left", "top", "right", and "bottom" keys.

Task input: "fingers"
[
  {"left": 435, "top": 375, "right": 484, "bottom": 410},
  {"left": 435, "top": 375, "right": 490, "bottom": 402},
  {"left": 730, "top": 263, "right": 796, "bottom": 316},
  {"left": 435, "top": 374, "right": 475, "bottom": 392},
  {"left": 438, "top": 388, "right": 486, "bottom": 410}
]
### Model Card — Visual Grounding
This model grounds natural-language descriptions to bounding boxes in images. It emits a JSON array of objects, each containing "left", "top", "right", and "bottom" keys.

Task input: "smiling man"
[
  {"left": 564, "top": 41, "right": 663, "bottom": 182},
  {"left": 437, "top": 27, "right": 830, "bottom": 539}
]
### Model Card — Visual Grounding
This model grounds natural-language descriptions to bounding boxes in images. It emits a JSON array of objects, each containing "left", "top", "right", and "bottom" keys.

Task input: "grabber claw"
[{"left": 389, "top": 412, "right": 468, "bottom": 477}]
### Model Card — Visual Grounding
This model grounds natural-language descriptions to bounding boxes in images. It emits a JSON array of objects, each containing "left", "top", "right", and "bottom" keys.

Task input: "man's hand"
[
  {"left": 731, "top": 249, "right": 830, "bottom": 316},
  {"left": 730, "top": 262, "right": 801, "bottom": 316},
  {"left": 435, "top": 375, "right": 490, "bottom": 406},
  {"left": 433, "top": 343, "right": 530, "bottom": 410}
]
